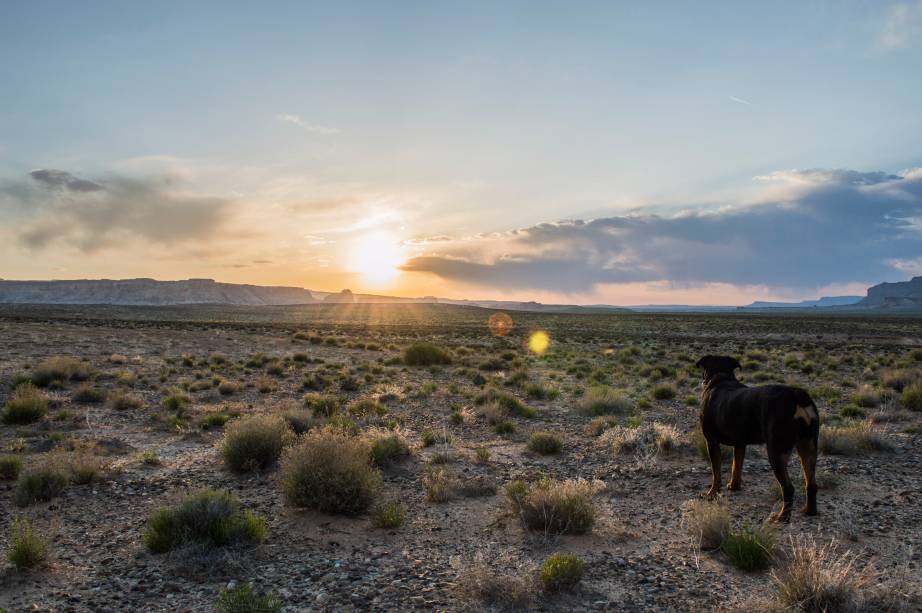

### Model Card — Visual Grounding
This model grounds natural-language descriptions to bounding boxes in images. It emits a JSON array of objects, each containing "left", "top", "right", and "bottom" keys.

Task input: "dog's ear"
[
  {"left": 695, "top": 357, "right": 705, "bottom": 369},
  {"left": 731, "top": 357, "right": 742, "bottom": 371}
]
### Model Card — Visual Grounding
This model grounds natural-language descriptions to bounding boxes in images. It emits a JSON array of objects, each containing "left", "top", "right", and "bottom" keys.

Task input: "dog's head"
[{"left": 695, "top": 355, "right": 741, "bottom": 381}]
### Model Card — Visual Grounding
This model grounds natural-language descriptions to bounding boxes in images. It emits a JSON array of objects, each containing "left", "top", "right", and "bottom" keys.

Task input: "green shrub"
[
  {"left": 6, "top": 517, "right": 48, "bottom": 569},
  {"left": 348, "top": 399, "right": 387, "bottom": 418},
  {"left": 2, "top": 384, "right": 48, "bottom": 424},
  {"left": 576, "top": 386, "right": 633, "bottom": 416},
  {"left": 403, "top": 343, "right": 452, "bottom": 366},
  {"left": 303, "top": 393, "right": 339, "bottom": 417},
  {"left": 0, "top": 455, "right": 23, "bottom": 480},
  {"left": 73, "top": 383, "right": 107, "bottom": 403},
  {"left": 527, "top": 431, "right": 562, "bottom": 455},
  {"left": 474, "top": 389, "right": 536, "bottom": 418},
  {"left": 222, "top": 415, "right": 291, "bottom": 472},
  {"left": 722, "top": 524, "right": 775, "bottom": 571},
  {"left": 29, "top": 356, "right": 92, "bottom": 387},
  {"left": 839, "top": 405, "right": 866, "bottom": 419},
  {"left": 681, "top": 499, "right": 730, "bottom": 551},
  {"left": 370, "top": 499, "right": 407, "bottom": 529},
  {"left": 369, "top": 433, "right": 409, "bottom": 467},
  {"left": 540, "top": 552, "right": 584, "bottom": 591},
  {"left": 217, "top": 380, "right": 241, "bottom": 396},
  {"left": 280, "top": 430, "right": 382, "bottom": 515},
  {"left": 494, "top": 420, "right": 516, "bottom": 435},
  {"left": 15, "top": 465, "right": 69, "bottom": 506},
  {"left": 852, "top": 386, "right": 880, "bottom": 408},
  {"left": 200, "top": 412, "right": 231, "bottom": 430},
  {"left": 163, "top": 391, "right": 191, "bottom": 412},
  {"left": 506, "top": 478, "right": 596, "bottom": 535},
  {"left": 421, "top": 429, "right": 452, "bottom": 447},
  {"left": 651, "top": 383, "right": 677, "bottom": 400},
  {"left": 109, "top": 390, "right": 143, "bottom": 410},
  {"left": 524, "top": 382, "right": 560, "bottom": 400},
  {"left": 901, "top": 382, "right": 922, "bottom": 411},
  {"left": 143, "top": 488, "right": 267, "bottom": 554},
  {"left": 214, "top": 583, "right": 282, "bottom": 613}
]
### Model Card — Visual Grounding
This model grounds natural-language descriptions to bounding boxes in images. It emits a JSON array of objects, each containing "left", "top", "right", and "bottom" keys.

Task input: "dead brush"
[
  {"left": 505, "top": 478, "right": 600, "bottom": 536},
  {"left": 454, "top": 550, "right": 537, "bottom": 611},
  {"left": 770, "top": 536, "right": 919, "bottom": 612},
  {"left": 681, "top": 499, "right": 730, "bottom": 551}
]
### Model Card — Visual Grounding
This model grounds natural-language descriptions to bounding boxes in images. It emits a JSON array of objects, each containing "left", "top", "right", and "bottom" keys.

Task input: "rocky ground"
[{"left": 0, "top": 305, "right": 920, "bottom": 612}]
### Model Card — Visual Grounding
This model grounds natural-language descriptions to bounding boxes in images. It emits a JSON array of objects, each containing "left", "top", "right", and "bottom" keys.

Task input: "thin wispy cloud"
[
  {"left": 880, "top": 0, "right": 922, "bottom": 49},
  {"left": 275, "top": 113, "right": 341, "bottom": 135},
  {"left": 728, "top": 95, "right": 752, "bottom": 106}
]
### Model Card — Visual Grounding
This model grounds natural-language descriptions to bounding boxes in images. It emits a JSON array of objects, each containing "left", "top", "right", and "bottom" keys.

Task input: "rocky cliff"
[
  {"left": 0, "top": 278, "right": 317, "bottom": 305},
  {"left": 858, "top": 276, "right": 922, "bottom": 307}
]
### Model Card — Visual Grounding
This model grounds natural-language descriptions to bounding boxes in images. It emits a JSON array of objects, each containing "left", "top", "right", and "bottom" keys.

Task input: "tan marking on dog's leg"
[
  {"left": 728, "top": 446, "right": 745, "bottom": 490},
  {"left": 796, "top": 437, "right": 819, "bottom": 516}
]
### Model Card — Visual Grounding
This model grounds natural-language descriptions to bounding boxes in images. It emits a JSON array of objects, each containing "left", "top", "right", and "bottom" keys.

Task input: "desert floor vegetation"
[{"left": 0, "top": 305, "right": 920, "bottom": 610}]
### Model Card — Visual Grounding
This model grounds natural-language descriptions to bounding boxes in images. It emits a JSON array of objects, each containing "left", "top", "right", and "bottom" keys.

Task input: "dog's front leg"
[{"left": 705, "top": 437, "right": 722, "bottom": 499}]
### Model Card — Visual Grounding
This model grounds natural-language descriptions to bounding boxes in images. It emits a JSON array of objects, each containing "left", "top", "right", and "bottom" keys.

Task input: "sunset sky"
[{"left": 2, "top": 2, "right": 922, "bottom": 305}]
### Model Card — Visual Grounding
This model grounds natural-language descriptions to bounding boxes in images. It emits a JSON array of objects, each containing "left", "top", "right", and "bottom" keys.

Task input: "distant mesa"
[
  {"left": 858, "top": 276, "right": 922, "bottom": 308},
  {"left": 744, "top": 296, "right": 862, "bottom": 309},
  {"left": 323, "top": 289, "right": 356, "bottom": 304}
]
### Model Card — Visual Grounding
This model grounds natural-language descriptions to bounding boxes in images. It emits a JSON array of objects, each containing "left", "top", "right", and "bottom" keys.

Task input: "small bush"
[
  {"left": 370, "top": 499, "right": 407, "bottom": 529},
  {"left": 525, "top": 382, "right": 560, "bottom": 400},
  {"left": 217, "top": 380, "right": 241, "bottom": 396},
  {"left": 577, "top": 386, "right": 633, "bottom": 416},
  {"left": 769, "top": 536, "right": 904, "bottom": 612},
  {"left": 303, "top": 393, "right": 339, "bottom": 417},
  {"left": 369, "top": 432, "right": 409, "bottom": 467},
  {"left": 0, "top": 455, "right": 24, "bottom": 480},
  {"left": 722, "top": 524, "right": 775, "bottom": 571},
  {"left": 474, "top": 388, "right": 536, "bottom": 418},
  {"left": 540, "top": 552, "right": 584, "bottom": 592},
  {"left": 506, "top": 478, "right": 597, "bottom": 535},
  {"left": 30, "top": 357, "right": 92, "bottom": 387},
  {"left": 651, "top": 383, "right": 677, "bottom": 400},
  {"left": 348, "top": 399, "right": 387, "bottom": 418},
  {"left": 163, "top": 391, "right": 191, "bottom": 412},
  {"left": 109, "top": 390, "right": 143, "bottom": 410},
  {"left": 494, "top": 420, "right": 516, "bottom": 435},
  {"left": 214, "top": 583, "right": 282, "bottom": 613},
  {"left": 282, "top": 411, "right": 315, "bottom": 435},
  {"left": 7, "top": 517, "right": 48, "bottom": 569},
  {"left": 143, "top": 488, "right": 266, "bottom": 554},
  {"left": 585, "top": 415, "right": 618, "bottom": 436},
  {"left": 527, "top": 431, "right": 562, "bottom": 455},
  {"left": 421, "top": 429, "right": 452, "bottom": 447},
  {"left": 820, "top": 421, "right": 893, "bottom": 455},
  {"left": 2, "top": 384, "right": 48, "bottom": 424},
  {"left": 403, "top": 343, "right": 452, "bottom": 366},
  {"left": 852, "top": 385, "right": 880, "bottom": 408},
  {"left": 280, "top": 430, "right": 382, "bottom": 515},
  {"left": 901, "top": 382, "right": 922, "bottom": 411},
  {"left": 73, "top": 383, "right": 107, "bottom": 403},
  {"left": 15, "top": 464, "right": 69, "bottom": 506},
  {"left": 457, "top": 551, "right": 536, "bottom": 610},
  {"left": 682, "top": 499, "right": 730, "bottom": 551},
  {"left": 222, "top": 415, "right": 291, "bottom": 472},
  {"left": 423, "top": 466, "right": 455, "bottom": 502},
  {"left": 69, "top": 453, "right": 108, "bottom": 484}
]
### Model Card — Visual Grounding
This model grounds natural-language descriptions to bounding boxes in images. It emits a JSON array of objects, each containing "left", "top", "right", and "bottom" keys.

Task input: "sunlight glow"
[{"left": 347, "top": 230, "right": 406, "bottom": 286}]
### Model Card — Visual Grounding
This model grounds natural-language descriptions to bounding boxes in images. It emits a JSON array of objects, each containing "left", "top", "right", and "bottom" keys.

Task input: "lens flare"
[
  {"left": 528, "top": 330, "right": 550, "bottom": 355},
  {"left": 488, "top": 312, "right": 513, "bottom": 337}
]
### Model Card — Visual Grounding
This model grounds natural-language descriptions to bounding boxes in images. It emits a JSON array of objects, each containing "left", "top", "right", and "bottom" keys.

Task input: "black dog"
[{"left": 696, "top": 355, "right": 819, "bottom": 522}]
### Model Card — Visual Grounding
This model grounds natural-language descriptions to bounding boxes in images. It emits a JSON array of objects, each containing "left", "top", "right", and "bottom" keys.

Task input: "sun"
[{"left": 347, "top": 230, "right": 406, "bottom": 286}]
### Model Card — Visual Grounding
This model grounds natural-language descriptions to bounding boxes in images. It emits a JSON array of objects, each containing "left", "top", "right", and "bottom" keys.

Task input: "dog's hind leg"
[
  {"left": 796, "top": 437, "right": 818, "bottom": 516},
  {"left": 767, "top": 446, "right": 794, "bottom": 522},
  {"left": 705, "top": 437, "right": 722, "bottom": 499},
  {"left": 728, "top": 446, "right": 745, "bottom": 491}
]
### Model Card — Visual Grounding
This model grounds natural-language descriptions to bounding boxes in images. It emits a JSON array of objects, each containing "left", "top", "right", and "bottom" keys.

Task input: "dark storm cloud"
[
  {"left": 0, "top": 168, "right": 231, "bottom": 252},
  {"left": 402, "top": 168, "right": 922, "bottom": 291}
]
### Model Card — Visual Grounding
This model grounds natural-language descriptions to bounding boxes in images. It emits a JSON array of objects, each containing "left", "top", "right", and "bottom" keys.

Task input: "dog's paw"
[
  {"left": 704, "top": 488, "right": 720, "bottom": 500},
  {"left": 802, "top": 506, "right": 818, "bottom": 516},
  {"left": 769, "top": 511, "right": 791, "bottom": 523},
  {"left": 727, "top": 482, "right": 742, "bottom": 491}
]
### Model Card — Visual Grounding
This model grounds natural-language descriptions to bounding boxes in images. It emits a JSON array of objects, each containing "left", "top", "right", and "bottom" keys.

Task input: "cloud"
[
  {"left": 728, "top": 96, "right": 752, "bottom": 106},
  {"left": 754, "top": 168, "right": 903, "bottom": 186},
  {"left": 401, "top": 168, "right": 922, "bottom": 292},
  {"left": 880, "top": 1, "right": 922, "bottom": 49},
  {"left": 275, "top": 113, "right": 341, "bottom": 135},
  {"left": 0, "top": 168, "right": 232, "bottom": 252}
]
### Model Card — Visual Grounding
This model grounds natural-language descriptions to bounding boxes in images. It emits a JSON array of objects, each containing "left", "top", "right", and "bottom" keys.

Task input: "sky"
[{"left": 1, "top": 1, "right": 922, "bottom": 305}]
